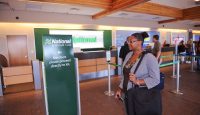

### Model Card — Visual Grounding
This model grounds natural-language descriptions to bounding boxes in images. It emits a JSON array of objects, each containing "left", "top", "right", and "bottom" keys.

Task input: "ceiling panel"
[
  {"left": 150, "top": 0, "right": 197, "bottom": 9},
  {"left": 109, "top": 11, "right": 173, "bottom": 21},
  {"left": 0, "top": 0, "right": 199, "bottom": 25},
  {"left": 5, "top": 0, "right": 104, "bottom": 15}
]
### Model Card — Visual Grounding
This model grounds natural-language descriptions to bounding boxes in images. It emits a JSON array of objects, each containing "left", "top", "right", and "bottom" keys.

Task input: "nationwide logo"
[{"left": 45, "top": 39, "right": 71, "bottom": 45}]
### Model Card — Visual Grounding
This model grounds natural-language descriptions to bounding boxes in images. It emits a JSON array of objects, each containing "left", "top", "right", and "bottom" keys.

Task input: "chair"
[
  {"left": 0, "top": 54, "right": 8, "bottom": 89},
  {"left": 0, "top": 54, "right": 8, "bottom": 67}
]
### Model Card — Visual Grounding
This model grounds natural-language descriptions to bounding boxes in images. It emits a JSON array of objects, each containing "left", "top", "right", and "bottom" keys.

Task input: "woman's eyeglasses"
[{"left": 127, "top": 40, "right": 137, "bottom": 44}]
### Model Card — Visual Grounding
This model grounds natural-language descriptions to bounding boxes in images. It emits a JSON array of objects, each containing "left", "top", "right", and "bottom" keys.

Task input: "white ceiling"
[
  {"left": 0, "top": 0, "right": 104, "bottom": 15},
  {"left": 0, "top": 0, "right": 199, "bottom": 25},
  {"left": 150, "top": 0, "right": 198, "bottom": 9},
  {"left": 109, "top": 11, "right": 173, "bottom": 21}
]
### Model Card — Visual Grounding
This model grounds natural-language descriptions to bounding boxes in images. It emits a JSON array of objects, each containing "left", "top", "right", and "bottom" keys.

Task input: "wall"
[
  {"left": 0, "top": 23, "right": 35, "bottom": 65},
  {"left": 0, "top": 34, "right": 9, "bottom": 64},
  {"left": 159, "top": 31, "right": 189, "bottom": 45},
  {"left": 0, "top": 10, "right": 200, "bottom": 63},
  {"left": 0, "top": 23, "right": 114, "bottom": 63}
]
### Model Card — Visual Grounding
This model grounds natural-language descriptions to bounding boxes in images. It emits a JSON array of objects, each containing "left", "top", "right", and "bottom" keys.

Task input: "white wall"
[
  {"left": 0, "top": 10, "right": 200, "bottom": 64},
  {"left": 0, "top": 23, "right": 35, "bottom": 65}
]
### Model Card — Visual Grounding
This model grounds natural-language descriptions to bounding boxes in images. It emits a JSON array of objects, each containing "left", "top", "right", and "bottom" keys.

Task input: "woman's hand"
[
  {"left": 115, "top": 88, "right": 122, "bottom": 99},
  {"left": 129, "top": 73, "right": 137, "bottom": 83}
]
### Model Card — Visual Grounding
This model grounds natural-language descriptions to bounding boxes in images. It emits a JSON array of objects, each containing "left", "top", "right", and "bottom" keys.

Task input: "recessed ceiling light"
[
  {"left": 119, "top": 13, "right": 128, "bottom": 16},
  {"left": 152, "top": 17, "right": 160, "bottom": 20},
  {"left": 26, "top": 3, "right": 42, "bottom": 10},
  {"left": 195, "top": 0, "right": 199, "bottom": 1},
  {"left": 133, "top": 15, "right": 142, "bottom": 17},
  {"left": 70, "top": 8, "right": 80, "bottom": 11}
]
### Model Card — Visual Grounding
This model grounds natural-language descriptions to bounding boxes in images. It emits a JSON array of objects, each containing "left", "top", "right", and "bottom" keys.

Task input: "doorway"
[{"left": 7, "top": 35, "right": 29, "bottom": 66}]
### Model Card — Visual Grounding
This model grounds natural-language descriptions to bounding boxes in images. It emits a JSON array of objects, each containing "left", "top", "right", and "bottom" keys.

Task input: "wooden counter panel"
[
  {"left": 79, "top": 66, "right": 96, "bottom": 74},
  {"left": 78, "top": 59, "right": 96, "bottom": 67},
  {"left": 3, "top": 74, "right": 33, "bottom": 86},
  {"left": 2, "top": 66, "right": 32, "bottom": 77},
  {"left": 96, "top": 57, "right": 116, "bottom": 65},
  {"left": 97, "top": 64, "right": 116, "bottom": 71},
  {"left": 161, "top": 51, "right": 173, "bottom": 62}
]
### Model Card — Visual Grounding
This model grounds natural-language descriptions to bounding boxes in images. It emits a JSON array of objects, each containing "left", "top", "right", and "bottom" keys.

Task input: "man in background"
[
  {"left": 119, "top": 36, "right": 131, "bottom": 62},
  {"left": 152, "top": 35, "right": 162, "bottom": 63},
  {"left": 196, "top": 37, "right": 200, "bottom": 71}
]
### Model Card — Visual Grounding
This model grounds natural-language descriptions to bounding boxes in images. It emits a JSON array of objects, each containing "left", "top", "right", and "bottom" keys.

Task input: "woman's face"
[{"left": 127, "top": 36, "right": 138, "bottom": 51}]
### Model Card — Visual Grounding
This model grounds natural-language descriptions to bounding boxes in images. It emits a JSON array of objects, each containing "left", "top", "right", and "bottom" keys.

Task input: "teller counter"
[
  {"left": 161, "top": 47, "right": 175, "bottom": 63},
  {"left": 74, "top": 50, "right": 117, "bottom": 81}
]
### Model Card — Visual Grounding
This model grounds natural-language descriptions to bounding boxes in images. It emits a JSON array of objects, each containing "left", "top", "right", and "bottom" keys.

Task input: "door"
[{"left": 7, "top": 35, "right": 28, "bottom": 66}]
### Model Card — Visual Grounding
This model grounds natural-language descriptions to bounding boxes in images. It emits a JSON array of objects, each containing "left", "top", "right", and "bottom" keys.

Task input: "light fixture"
[
  {"left": 152, "top": 17, "right": 160, "bottom": 20},
  {"left": 115, "top": 26, "right": 150, "bottom": 31},
  {"left": 192, "top": 30, "right": 200, "bottom": 34},
  {"left": 157, "top": 28, "right": 187, "bottom": 33},
  {"left": 118, "top": 13, "right": 128, "bottom": 16},
  {"left": 70, "top": 8, "right": 80, "bottom": 11}
]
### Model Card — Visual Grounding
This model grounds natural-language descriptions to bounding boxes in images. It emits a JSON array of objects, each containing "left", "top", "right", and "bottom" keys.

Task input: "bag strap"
[
  {"left": 131, "top": 51, "right": 149, "bottom": 88},
  {"left": 133, "top": 51, "right": 146, "bottom": 74}
]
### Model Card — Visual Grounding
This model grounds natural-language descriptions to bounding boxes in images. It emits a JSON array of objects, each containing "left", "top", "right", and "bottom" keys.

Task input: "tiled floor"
[{"left": 0, "top": 64, "right": 200, "bottom": 115}]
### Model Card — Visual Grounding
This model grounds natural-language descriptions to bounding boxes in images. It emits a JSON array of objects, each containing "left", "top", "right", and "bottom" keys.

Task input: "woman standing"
[{"left": 115, "top": 33, "right": 162, "bottom": 115}]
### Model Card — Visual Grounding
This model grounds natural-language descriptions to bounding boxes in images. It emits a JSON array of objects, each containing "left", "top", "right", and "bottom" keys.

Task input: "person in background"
[
  {"left": 178, "top": 40, "right": 186, "bottom": 63},
  {"left": 140, "top": 32, "right": 149, "bottom": 45},
  {"left": 119, "top": 37, "right": 131, "bottom": 62},
  {"left": 140, "top": 32, "right": 150, "bottom": 50},
  {"left": 196, "top": 37, "right": 200, "bottom": 70},
  {"left": 152, "top": 35, "right": 162, "bottom": 63},
  {"left": 162, "top": 40, "right": 167, "bottom": 48},
  {"left": 185, "top": 39, "right": 193, "bottom": 63},
  {"left": 115, "top": 33, "right": 161, "bottom": 115}
]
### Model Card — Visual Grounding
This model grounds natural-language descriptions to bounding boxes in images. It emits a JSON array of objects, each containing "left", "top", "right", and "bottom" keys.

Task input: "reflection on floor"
[{"left": 0, "top": 64, "right": 200, "bottom": 115}]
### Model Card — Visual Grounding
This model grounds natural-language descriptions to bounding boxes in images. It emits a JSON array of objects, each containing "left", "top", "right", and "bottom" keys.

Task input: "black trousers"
[{"left": 125, "top": 87, "right": 162, "bottom": 115}]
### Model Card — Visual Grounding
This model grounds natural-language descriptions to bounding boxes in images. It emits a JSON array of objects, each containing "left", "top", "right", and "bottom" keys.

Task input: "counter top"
[
  {"left": 74, "top": 50, "right": 117, "bottom": 60},
  {"left": 161, "top": 47, "right": 175, "bottom": 52}
]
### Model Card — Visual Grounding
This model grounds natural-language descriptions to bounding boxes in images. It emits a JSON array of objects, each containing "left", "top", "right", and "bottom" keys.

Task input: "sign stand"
[
  {"left": 171, "top": 55, "right": 177, "bottom": 78},
  {"left": 74, "top": 58, "right": 81, "bottom": 115},
  {"left": 32, "top": 60, "right": 42, "bottom": 90},
  {"left": 190, "top": 42, "right": 196, "bottom": 72},
  {"left": 104, "top": 50, "right": 114, "bottom": 96},
  {"left": 42, "top": 35, "right": 80, "bottom": 115},
  {"left": 171, "top": 59, "right": 183, "bottom": 95},
  {"left": 171, "top": 40, "right": 181, "bottom": 78}
]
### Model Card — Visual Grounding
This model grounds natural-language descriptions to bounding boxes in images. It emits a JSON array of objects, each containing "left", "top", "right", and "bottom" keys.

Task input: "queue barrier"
[
  {"left": 175, "top": 54, "right": 200, "bottom": 72},
  {"left": 107, "top": 54, "right": 183, "bottom": 95},
  {"left": 104, "top": 61, "right": 115, "bottom": 96}
]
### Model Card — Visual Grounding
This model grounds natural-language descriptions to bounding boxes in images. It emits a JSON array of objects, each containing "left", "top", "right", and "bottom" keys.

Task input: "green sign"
[
  {"left": 73, "top": 37, "right": 97, "bottom": 43},
  {"left": 42, "top": 35, "right": 78, "bottom": 115}
]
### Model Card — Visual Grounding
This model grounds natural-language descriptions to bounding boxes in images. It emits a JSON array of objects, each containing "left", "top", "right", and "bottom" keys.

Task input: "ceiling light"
[
  {"left": 119, "top": 13, "right": 128, "bottom": 16},
  {"left": 157, "top": 28, "right": 187, "bottom": 33},
  {"left": 133, "top": 15, "right": 142, "bottom": 17},
  {"left": 115, "top": 27, "right": 150, "bottom": 31},
  {"left": 192, "top": 30, "right": 200, "bottom": 34},
  {"left": 26, "top": 3, "right": 42, "bottom": 10},
  {"left": 152, "top": 17, "right": 160, "bottom": 20},
  {"left": 70, "top": 8, "right": 80, "bottom": 11}
]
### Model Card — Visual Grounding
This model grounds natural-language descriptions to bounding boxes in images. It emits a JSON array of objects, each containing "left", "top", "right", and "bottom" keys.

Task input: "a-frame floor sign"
[{"left": 42, "top": 35, "right": 81, "bottom": 115}]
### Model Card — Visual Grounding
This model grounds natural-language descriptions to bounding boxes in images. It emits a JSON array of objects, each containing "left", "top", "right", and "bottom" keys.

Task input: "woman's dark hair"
[
  {"left": 140, "top": 32, "right": 149, "bottom": 39},
  {"left": 131, "top": 33, "right": 144, "bottom": 45},
  {"left": 153, "top": 35, "right": 159, "bottom": 40}
]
